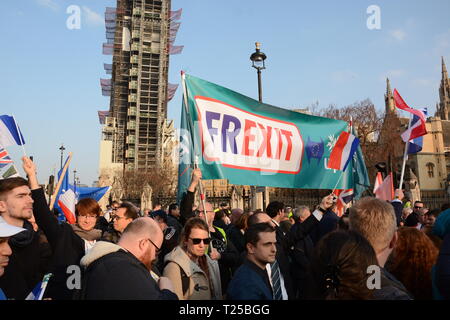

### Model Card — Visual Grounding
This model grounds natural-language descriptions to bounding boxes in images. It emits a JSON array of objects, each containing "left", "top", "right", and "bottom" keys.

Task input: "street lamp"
[
  {"left": 73, "top": 169, "right": 77, "bottom": 188},
  {"left": 250, "top": 42, "right": 268, "bottom": 209},
  {"left": 59, "top": 144, "right": 66, "bottom": 170},
  {"left": 250, "top": 42, "right": 267, "bottom": 103}
]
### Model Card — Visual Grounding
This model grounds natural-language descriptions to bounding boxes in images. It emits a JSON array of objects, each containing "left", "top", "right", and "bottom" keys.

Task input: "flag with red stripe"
[
  {"left": 0, "top": 147, "right": 13, "bottom": 169},
  {"left": 54, "top": 156, "right": 77, "bottom": 224},
  {"left": 394, "top": 89, "right": 427, "bottom": 140},
  {"left": 373, "top": 172, "right": 394, "bottom": 201},
  {"left": 58, "top": 188, "right": 77, "bottom": 224},
  {"left": 327, "top": 131, "right": 360, "bottom": 171}
]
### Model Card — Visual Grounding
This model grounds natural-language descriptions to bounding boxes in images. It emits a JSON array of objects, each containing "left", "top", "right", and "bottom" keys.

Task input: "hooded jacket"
[
  {"left": 163, "top": 246, "right": 222, "bottom": 300},
  {"left": 79, "top": 241, "right": 178, "bottom": 300},
  {"left": 0, "top": 219, "right": 51, "bottom": 300}
]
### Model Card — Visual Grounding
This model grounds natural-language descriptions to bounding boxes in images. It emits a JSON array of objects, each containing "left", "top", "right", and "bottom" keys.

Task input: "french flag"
[
  {"left": 394, "top": 90, "right": 427, "bottom": 140},
  {"left": 328, "top": 131, "right": 360, "bottom": 171},
  {"left": 55, "top": 157, "right": 77, "bottom": 224},
  {"left": 0, "top": 115, "right": 25, "bottom": 147}
]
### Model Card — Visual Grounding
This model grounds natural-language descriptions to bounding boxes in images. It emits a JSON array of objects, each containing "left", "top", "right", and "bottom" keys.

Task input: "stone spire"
[
  {"left": 443, "top": 56, "right": 448, "bottom": 80},
  {"left": 385, "top": 78, "right": 395, "bottom": 114},
  {"left": 440, "top": 57, "right": 450, "bottom": 120}
]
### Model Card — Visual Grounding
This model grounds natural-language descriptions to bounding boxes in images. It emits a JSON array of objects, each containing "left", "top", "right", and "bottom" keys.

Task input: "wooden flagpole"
[
  {"left": 49, "top": 152, "right": 73, "bottom": 210},
  {"left": 181, "top": 72, "right": 210, "bottom": 233}
]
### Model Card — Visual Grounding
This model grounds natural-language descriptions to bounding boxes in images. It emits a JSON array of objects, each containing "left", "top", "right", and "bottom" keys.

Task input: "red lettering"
[
  {"left": 243, "top": 119, "right": 256, "bottom": 156},
  {"left": 256, "top": 123, "right": 273, "bottom": 158},
  {"left": 281, "top": 130, "right": 293, "bottom": 161},
  {"left": 274, "top": 128, "right": 282, "bottom": 160}
]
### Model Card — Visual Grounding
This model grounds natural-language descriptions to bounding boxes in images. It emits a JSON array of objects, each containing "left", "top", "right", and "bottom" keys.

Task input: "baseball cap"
[{"left": 0, "top": 216, "right": 26, "bottom": 237}]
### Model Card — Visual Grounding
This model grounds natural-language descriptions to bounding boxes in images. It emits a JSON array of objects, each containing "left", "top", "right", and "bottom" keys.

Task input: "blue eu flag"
[{"left": 305, "top": 137, "right": 324, "bottom": 164}]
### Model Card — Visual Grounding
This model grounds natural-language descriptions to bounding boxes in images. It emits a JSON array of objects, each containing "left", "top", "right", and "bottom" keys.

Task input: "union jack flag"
[{"left": 0, "top": 147, "right": 13, "bottom": 169}]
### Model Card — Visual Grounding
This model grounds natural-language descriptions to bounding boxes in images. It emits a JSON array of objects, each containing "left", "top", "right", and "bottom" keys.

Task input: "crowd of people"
[{"left": 0, "top": 157, "right": 449, "bottom": 300}]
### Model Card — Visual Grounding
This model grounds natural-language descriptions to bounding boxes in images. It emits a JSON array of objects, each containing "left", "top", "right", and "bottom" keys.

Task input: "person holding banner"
[
  {"left": 20, "top": 156, "right": 102, "bottom": 300},
  {"left": 0, "top": 177, "right": 51, "bottom": 300},
  {"left": 180, "top": 168, "right": 240, "bottom": 295}
]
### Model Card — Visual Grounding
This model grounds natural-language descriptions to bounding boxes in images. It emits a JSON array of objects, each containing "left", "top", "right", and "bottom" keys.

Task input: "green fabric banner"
[{"left": 181, "top": 74, "right": 370, "bottom": 192}]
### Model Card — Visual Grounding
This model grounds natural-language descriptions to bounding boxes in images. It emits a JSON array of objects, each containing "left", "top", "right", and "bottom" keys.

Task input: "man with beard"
[{"left": 0, "top": 177, "right": 51, "bottom": 299}]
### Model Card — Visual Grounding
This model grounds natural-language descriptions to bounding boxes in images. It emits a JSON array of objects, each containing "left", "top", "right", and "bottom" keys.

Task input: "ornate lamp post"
[
  {"left": 249, "top": 42, "right": 268, "bottom": 209},
  {"left": 59, "top": 144, "right": 66, "bottom": 170}
]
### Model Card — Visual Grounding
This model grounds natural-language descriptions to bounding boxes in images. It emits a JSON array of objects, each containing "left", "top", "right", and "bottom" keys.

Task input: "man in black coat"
[
  {"left": 290, "top": 206, "right": 314, "bottom": 299},
  {"left": 0, "top": 176, "right": 51, "bottom": 300},
  {"left": 80, "top": 217, "right": 178, "bottom": 300},
  {"left": 149, "top": 210, "right": 180, "bottom": 273},
  {"left": 167, "top": 203, "right": 183, "bottom": 232}
]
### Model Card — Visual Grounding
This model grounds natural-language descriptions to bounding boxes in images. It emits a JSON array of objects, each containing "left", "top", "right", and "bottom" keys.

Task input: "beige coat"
[{"left": 163, "top": 246, "right": 222, "bottom": 300}]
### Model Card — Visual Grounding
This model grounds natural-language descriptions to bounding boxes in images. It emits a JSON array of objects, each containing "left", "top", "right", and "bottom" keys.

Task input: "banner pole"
[
  {"left": 181, "top": 72, "right": 210, "bottom": 233},
  {"left": 49, "top": 152, "right": 73, "bottom": 210},
  {"left": 399, "top": 113, "right": 413, "bottom": 191},
  {"left": 332, "top": 171, "right": 344, "bottom": 194}
]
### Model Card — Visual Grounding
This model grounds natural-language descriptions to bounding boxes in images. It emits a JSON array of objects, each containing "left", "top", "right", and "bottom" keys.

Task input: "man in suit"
[
  {"left": 227, "top": 223, "right": 276, "bottom": 300},
  {"left": 247, "top": 195, "right": 334, "bottom": 300}
]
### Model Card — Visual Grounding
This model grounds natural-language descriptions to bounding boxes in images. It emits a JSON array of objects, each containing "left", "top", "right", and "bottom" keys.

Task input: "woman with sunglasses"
[{"left": 163, "top": 217, "right": 222, "bottom": 300}]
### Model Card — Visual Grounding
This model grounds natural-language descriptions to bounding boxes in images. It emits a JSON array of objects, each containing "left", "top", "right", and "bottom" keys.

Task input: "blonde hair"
[{"left": 349, "top": 197, "right": 397, "bottom": 253}]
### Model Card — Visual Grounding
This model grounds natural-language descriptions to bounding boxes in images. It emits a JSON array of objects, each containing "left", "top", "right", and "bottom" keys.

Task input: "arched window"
[{"left": 426, "top": 162, "right": 435, "bottom": 178}]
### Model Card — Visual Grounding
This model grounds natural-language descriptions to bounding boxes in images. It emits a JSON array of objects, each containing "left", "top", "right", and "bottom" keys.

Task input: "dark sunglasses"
[
  {"left": 414, "top": 206, "right": 423, "bottom": 209},
  {"left": 190, "top": 237, "right": 211, "bottom": 245}
]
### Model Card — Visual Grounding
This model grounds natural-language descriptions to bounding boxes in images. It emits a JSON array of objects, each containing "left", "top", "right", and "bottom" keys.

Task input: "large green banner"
[{"left": 181, "top": 73, "right": 369, "bottom": 193}]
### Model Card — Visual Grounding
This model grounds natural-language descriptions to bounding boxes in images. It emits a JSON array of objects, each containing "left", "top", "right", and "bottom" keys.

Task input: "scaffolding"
[{"left": 99, "top": 0, "right": 182, "bottom": 171}]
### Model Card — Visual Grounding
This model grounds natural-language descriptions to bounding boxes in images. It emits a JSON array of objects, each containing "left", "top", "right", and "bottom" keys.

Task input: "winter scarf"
[{"left": 71, "top": 224, "right": 102, "bottom": 241}]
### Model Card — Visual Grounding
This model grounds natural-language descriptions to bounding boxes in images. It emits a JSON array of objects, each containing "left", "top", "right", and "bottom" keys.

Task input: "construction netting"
[
  {"left": 167, "top": 83, "right": 179, "bottom": 101},
  {"left": 170, "top": 8, "right": 182, "bottom": 21},
  {"left": 169, "top": 21, "right": 181, "bottom": 45},
  {"left": 100, "top": 78, "right": 112, "bottom": 96},
  {"left": 169, "top": 44, "right": 184, "bottom": 55},
  {"left": 98, "top": 111, "right": 110, "bottom": 124},
  {"left": 104, "top": 63, "right": 112, "bottom": 75},
  {"left": 103, "top": 43, "right": 114, "bottom": 55}
]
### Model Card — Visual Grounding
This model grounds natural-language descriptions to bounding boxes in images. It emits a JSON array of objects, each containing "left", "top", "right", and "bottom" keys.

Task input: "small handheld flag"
[
  {"left": 0, "top": 147, "right": 13, "bottom": 169},
  {"left": 333, "top": 189, "right": 354, "bottom": 216},
  {"left": 25, "top": 273, "right": 53, "bottom": 300},
  {"left": 373, "top": 172, "right": 394, "bottom": 201},
  {"left": 0, "top": 115, "right": 25, "bottom": 147},
  {"left": 394, "top": 90, "right": 427, "bottom": 140},
  {"left": 328, "top": 131, "right": 360, "bottom": 171}
]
